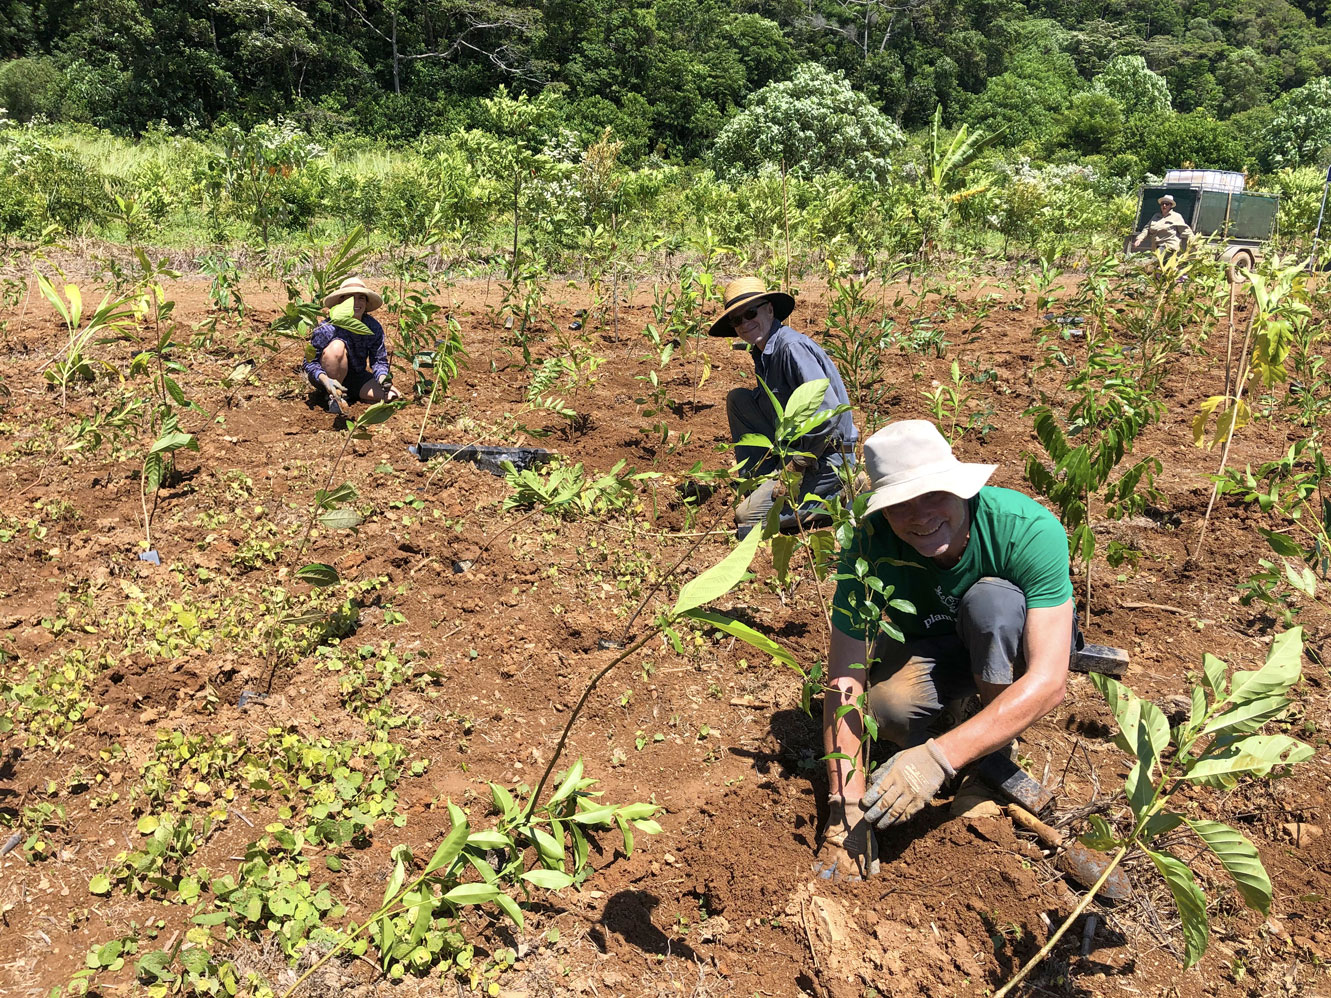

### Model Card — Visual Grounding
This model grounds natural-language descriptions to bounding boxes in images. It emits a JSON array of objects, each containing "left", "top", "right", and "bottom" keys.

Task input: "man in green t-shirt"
[{"left": 814, "top": 421, "right": 1076, "bottom": 881}]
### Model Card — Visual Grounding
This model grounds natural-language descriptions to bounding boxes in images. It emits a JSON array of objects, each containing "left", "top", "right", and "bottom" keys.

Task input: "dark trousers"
[{"left": 865, "top": 578, "right": 1054, "bottom": 748}]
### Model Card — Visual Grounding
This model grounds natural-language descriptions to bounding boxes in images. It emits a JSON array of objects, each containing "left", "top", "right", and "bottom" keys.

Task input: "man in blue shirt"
[
  {"left": 304, "top": 276, "right": 401, "bottom": 415},
  {"left": 708, "top": 278, "right": 858, "bottom": 532}
]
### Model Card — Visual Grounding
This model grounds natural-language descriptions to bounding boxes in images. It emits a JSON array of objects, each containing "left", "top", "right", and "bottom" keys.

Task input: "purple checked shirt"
[{"left": 303, "top": 316, "right": 390, "bottom": 385}]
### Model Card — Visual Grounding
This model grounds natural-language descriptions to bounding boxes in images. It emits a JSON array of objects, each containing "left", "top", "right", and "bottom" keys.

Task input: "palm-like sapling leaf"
[
  {"left": 1184, "top": 819, "right": 1271, "bottom": 913},
  {"left": 672, "top": 524, "right": 762, "bottom": 616},
  {"left": 1147, "top": 848, "right": 1209, "bottom": 968}
]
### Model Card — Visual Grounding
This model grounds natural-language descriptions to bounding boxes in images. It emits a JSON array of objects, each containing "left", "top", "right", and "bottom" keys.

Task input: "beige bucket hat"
[
  {"left": 706, "top": 278, "right": 795, "bottom": 337},
  {"left": 323, "top": 276, "right": 383, "bottom": 313},
  {"left": 862, "top": 420, "right": 997, "bottom": 515}
]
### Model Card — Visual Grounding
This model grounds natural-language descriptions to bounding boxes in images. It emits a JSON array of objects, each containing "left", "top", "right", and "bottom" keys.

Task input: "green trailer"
[{"left": 1129, "top": 170, "right": 1278, "bottom": 278}]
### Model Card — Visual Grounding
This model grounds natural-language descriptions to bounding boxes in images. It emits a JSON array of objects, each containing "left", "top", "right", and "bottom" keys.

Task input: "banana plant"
[
  {"left": 36, "top": 274, "right": 136, "bottom": 408},
  {"left": 996, "top": 629, "right": 1313, "bottom": 996}
]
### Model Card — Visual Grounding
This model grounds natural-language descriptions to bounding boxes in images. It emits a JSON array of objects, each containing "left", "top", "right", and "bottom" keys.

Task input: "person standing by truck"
[{"left": 1132, "top": 193, "right": 1193, "bottom": 254}]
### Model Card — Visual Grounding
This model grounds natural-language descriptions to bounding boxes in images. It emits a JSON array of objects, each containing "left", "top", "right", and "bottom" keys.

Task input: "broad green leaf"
[
  {"left": 443, "top": 883, "right": 501, "bottom": 905},
  {"left": 163, "top": 376, "right": 187, "bottom": 406},
  {"left": 424, "top": 803, "right": 470, "bottom": 875},
  {"left": 464, "top": 852, "right": 499, "bottom": 884},
  {"left": 150, "top": 430, "right": 197, "bottom": 454},
  {"left": 1259, "top": 528, "right": 1304, "bottom": 559},
  {"left": 318, "top": 508, "right": 363, "bottom": 531},
  {"left": 522, "top": 869, "right": 575, "bottom": 889},
  {"left": 465, "top": 830, "right": 511, "bottom": 850},
  {"left": 548, "top": 759, "right": 585, "bottom": 807},
  {"left": 329, "top": 297, "right": 374, "bottom": 337},
  {"left": 1185, "top": 819, "right": 1271, "bottom": 914},
  {"left": 672, "top": 525, "right": 762, "bottom": 616},
  {"left": 1147, "top": 848, "right": 1210, "bottom": 968},
  {"left": 38, "top": 272, "right": 71, "bottom": 328},
  {"left": 494, "top": 893, "right": 524, "bottom": 928},
  {"left": 1201, "top": 653, "right": 1228, "bottom": 697},
  {"left": 781, "top": 378, "right": 830, "bottom": 430},
  {"left": 771, "top": 534, "right": 796, "bottom": 583},
  {"left": 382, "top": 859, "right": 406, "bottom": 908},
  {"left": 1188, "top": 685, "right": 1208, "bottom": 731},
  {"left": 191, "top": 910, "right": 230, "bottom": 926},
  {"left": 1124, "top": 760, "right": 1154, "bottom": 820},
  {"left": 1228, "top": 627, "right": 1303, "bottom": 704},
  {"left": 355, "top": 402, "right": 396, "bottom": 428},
  {"left": 615, "top": 803, "right": 660, "bottom": 821},
  {"left": 531, "top": 826, "right": 565, "bottom": 868},
  {"left": 1143, "top": 811, "right": 1183, "bottom": 839},
  {"left": 1283, "top": 559, "right": 1317, "bottom": 598},
  {"left": 89, "top": 873, "right": 111, "bottom": 895},
  {"left": 143, "top": 451, "right": 165, "bottom": 494},
  {"left": 616, "top": 813, "right": 634, "bottom": 857},
  {"left": 632, "top": 819, "right": 663, "bottom": 834},
  {"left": 1201, "top": 695, "right": 1290, "bottom": 736},
  {"left": 1079, "top": 814, "right": 1117, "bottom": 851},
  {"left": 491, "top": 783, "right": 518, "bottom": 818},
  {"left": 733, "top": 433, "right": 773, "bottom": 451},
  {"left": 1187, "top": 733, "right": 1313, "bottom": 783},
  {"left": 570, "top": 806, "right": 617, "bottom": 825},
  {"left": 683, "top": 609, "right": 800, "bottom": 673},
  {"left": 295, "top": 563, "right": 340, "bottom": 587}
]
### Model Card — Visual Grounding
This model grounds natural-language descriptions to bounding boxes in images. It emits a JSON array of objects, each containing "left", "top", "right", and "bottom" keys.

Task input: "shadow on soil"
[{"left": 594, "top": 890, "right": 701, "bottom": 962}]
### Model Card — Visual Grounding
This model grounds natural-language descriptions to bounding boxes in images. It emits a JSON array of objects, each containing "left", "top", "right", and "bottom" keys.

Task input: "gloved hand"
[
  {"left": 377, "top": 374, "right": 401, "bottom": 402},
  {"left": 811, "top": 795, "right": 878, "bottom": 881},
  {"left": 319, "top": 373, "right": 347, "bottom": 401},
  {"left": 863, "top": 739, "right": 955, "bottom": 828}
]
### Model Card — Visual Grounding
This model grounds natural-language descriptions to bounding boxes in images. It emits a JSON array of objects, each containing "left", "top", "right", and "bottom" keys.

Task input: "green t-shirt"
[{"left": 831, "top": 487, "right": 1074, "bottom": 640}]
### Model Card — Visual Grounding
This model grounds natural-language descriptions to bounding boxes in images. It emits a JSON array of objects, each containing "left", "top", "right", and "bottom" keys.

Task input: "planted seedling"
[{"left": 995, "top": 628, "right": 1313, "bottom": 995}]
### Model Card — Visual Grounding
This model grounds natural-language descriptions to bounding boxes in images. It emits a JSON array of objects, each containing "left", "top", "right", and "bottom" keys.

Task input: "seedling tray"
[{"left": 409, "top": 442, "right": 555, "bottom": 476}]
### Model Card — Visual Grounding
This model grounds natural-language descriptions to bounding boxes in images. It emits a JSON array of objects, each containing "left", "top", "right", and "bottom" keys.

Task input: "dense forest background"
[
  {"left": 3, "top": 0, "right": 1331, "bottom": 259},
  {"left": 2, "top": 0, "right": 1331, "bottom": 167}
]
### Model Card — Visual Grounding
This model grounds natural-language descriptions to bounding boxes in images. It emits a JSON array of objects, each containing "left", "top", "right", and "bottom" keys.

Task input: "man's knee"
[
  {"left": 866, "top": 657, "right": 941, "bottom": 747},
  {"left": 958, "top": 577, "right": 1025, "bottom": 685}
]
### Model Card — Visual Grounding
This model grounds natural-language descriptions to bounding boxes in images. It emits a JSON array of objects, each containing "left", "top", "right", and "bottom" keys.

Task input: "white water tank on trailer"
[{"left": 1163, "top": 170, "right": 1246, "bottom": 193}]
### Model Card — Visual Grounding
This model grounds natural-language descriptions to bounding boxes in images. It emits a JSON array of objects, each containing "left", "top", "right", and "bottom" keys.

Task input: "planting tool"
[
  {"left": 139, "top": 550, "right": 161, "bottom": 566},
  {"left": 409, "top": 442, "right": 555, "bottom": 476},
  {"left": 974, "top": 751, "right": 1053, "bottom": 813},
  {"left": 1073, "top": 643, "right": 1129, "bottom": 677},
  {"left": 1007, "top": 803, "right": 1132, "bottom": 901}
]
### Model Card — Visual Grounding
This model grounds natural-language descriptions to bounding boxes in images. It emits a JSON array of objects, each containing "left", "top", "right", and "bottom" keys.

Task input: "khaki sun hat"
[
  {"left": 1158, "top": 193, "right": 1176, "bottom": 206},
  {"left": 324, "top": 276, "right": 383, "bottom": 313},
  {"left": 706, "top": 278, "right": 795, "bottom": 337},
  {"left": 862, "top": 420, "right": 997, "bottom": 516}
]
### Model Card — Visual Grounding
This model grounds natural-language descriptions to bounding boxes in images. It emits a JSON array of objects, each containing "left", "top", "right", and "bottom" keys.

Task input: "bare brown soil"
[{"left": 0, "top": 273, "right": 1328, "bottom": 998}]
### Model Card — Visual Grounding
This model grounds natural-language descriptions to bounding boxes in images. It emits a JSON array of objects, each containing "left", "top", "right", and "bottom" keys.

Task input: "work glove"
[
  {"left": 319, "top": 373, "right": 347, "bottom": 401},
  {"left": 863, "top": 739, "right": 955, "bottom": 828},
  {"left": 811, "top": 795, "right": 878, "bottom": 882},
  {"left": 377, "top": 373, "right": 401, "bottom": 402}
]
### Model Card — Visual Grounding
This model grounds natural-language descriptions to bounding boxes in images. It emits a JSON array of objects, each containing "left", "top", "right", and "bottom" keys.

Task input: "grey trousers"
[
  {"left": 727, "top": 387, "right": 844, "bottom": 527},
  {"left": 866, "top": 577, "right": 1033, "bottom": 748}
]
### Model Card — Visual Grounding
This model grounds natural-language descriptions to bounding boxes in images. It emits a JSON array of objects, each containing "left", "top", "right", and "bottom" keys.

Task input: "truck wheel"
[{"left": 1227, "top": 249, "right": 1254, "bottom": 283}]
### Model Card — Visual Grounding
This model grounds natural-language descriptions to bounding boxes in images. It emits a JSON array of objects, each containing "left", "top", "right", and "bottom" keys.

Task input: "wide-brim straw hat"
[
  {"left": 862, "top": 420, "right": 997, "bottom": 516},
  {"left": 706, "top": 278, "right": 795, "bottom": 337},
  {"left": 324, "top": 276, "right": 383, "bottom": 313},
  {"left": 1158, "top": 194, "right": 1177, "bottom": 206}
]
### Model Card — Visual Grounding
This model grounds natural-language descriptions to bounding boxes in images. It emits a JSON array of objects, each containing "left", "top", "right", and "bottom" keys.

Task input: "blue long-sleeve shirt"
[
  {"left": 303, "top": 316, "right": 389, "bottom": 384},
  {"left": 749, "top": 323, "right": 858, "bottom": 460}
]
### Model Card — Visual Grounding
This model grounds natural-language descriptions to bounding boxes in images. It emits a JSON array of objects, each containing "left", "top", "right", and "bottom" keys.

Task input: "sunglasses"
[{"left": 730, "top": 304, "right": 765, "bottom": 326}]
